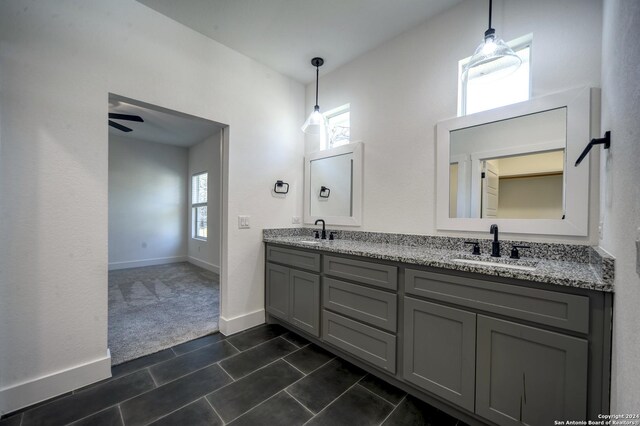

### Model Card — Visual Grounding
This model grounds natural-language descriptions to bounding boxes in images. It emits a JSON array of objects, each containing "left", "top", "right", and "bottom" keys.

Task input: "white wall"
[
  {"left": 0, "top": 0, "right": 304, "bottom": 413},
  {"left": 188, "top": 131, "right": 221, "bottom": 273},
  {"left": 108, "top": 135, "right": 188, "bottom": 269},
  {"left": 306, "top": 0, "right": 602, "bottom": 243},
  {"left": 600, "top": 0, "right": 640, "bottom": 413}
]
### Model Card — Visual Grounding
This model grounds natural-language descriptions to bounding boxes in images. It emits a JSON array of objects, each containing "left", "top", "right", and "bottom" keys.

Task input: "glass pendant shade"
[
  {"left": 301, "top": 105, "right": 328, "bottom": 134},
  {"left": 302, "top": 57, "right": 327, "bottom": 135},
  {"left": 461, "top": 32, "right": 522, "bottom": 82}
]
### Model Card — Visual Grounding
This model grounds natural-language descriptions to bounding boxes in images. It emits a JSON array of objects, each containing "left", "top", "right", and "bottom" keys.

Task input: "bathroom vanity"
[{"left": 263, "top": 230, "right": 613, "bottom": 426}]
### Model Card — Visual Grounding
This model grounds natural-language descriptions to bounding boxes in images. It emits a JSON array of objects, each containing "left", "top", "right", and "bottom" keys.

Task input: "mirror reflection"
[
  {"left": 449, "top": 107, "right": 567, "bottom": 219},
  {"left": 309, "top": 152, "right": 353, "bottom": 217}
]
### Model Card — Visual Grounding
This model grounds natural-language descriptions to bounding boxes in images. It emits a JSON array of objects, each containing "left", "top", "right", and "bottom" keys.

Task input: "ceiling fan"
[{"left": 108, "top": 113, "right": 144, "bottom": 132}]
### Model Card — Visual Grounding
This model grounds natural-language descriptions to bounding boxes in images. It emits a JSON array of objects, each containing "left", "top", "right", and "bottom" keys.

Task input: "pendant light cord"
[{"left": 315, "top": 65, "right": 319, "bottom": 108}]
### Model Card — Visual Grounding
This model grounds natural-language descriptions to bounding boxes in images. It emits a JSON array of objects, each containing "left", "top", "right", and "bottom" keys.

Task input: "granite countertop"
[{"left": 263, "top": 234, "right": 614, "bottom": 293}]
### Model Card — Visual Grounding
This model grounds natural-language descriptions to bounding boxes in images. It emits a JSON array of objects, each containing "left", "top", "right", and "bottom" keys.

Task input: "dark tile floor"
[{"left": 0, "top": 324, "right": 468, "bottom": 426}]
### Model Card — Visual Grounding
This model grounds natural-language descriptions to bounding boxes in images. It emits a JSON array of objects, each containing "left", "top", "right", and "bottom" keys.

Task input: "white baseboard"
[
  {"left": 187, "top": 257, "right": 220, "bottom": 274},
  {"left": 0, "top": 350, "right": 111, "bottom": 415},
  {"left": 108, "top": 256, "right": 187, "bottom": 271},
  {"left": 219, "top": 309, "right": 265, "bottom": 336}
]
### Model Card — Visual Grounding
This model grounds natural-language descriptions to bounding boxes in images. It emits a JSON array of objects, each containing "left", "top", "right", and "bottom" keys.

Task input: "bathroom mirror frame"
[
  {"left": 436, "top": 87, "right": 598, "bottom": 236},
  {"left": 304, "top": 142, "right": 363, "bottom": 226}
]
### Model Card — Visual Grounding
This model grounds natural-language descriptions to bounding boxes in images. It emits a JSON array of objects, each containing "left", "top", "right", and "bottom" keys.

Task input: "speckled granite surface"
[{"left": 263, "top": 228, "right": 615, "bottom": 292}]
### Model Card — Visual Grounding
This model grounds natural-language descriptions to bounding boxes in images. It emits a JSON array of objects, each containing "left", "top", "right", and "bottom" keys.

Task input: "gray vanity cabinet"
[
  {"left": 266, "top": 246, "right": 321, "bottom": 337},
  {"left": 265, "top": 263, "right": 290, "bottom": 320},
  {"left": 403, "top": 297, "right": 476, "bottom": 412},
  {"left": 290, "top": 269, "right": 320, "bottom": 336},
  {"left": 475, "top": 315, "right": 589, "bottom": 426},
  {"left": 265, "top": 243, "right": 610, "bottom": 426}
]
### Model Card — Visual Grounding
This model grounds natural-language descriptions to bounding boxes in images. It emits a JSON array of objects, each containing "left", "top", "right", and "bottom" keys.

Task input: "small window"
[
  {"left": 458, "top": 35, "right": 532, "bottom": 116},
  {"left": 192, "top": 172, "right": 208, "bottom": 240},
  {"left": 323, "top": 104, "right": 350, "bottom": 149}
]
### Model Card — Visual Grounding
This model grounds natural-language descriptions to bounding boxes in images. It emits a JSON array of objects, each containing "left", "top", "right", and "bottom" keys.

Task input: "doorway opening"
[{"left": 107, "top": 94, "right": 225, "bottom": 365}]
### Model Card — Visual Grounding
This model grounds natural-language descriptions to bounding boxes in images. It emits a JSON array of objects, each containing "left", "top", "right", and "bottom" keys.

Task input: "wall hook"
[
  {"left": 575, "top": 131, "right": 611, "bottom": 166},
  {"left": 319, "top": 186, "right": 330, "bottom": 198},
  {"left": 274, "top": 180, "right": 289, "bottom": 194}
]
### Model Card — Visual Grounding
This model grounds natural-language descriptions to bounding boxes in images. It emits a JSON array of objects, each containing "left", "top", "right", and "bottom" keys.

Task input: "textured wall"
[
  {"left": 600, "top": 0, "right": 640, "bottom": 413},
  {"left": 0, "top": 0, "right": 304, "bottom": 412}
]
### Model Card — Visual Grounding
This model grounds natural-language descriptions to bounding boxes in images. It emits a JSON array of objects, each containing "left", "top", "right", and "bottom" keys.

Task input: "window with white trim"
[
  {"left": 458, "top": 35, "right": 532, "bottom": 116},
  {"left": 323, "top": 104, "right": 350, "bottom": 150},
  {"left": 192, "top": 172, "right": 208, "bottom": 240}
]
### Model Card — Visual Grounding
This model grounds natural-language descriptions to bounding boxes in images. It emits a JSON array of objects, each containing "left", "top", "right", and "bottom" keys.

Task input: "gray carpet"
[{"left": 108, "top": 262, "right": 219, "bottom": 365}]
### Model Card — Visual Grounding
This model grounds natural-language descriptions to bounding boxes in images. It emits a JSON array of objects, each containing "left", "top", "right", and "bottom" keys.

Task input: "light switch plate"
[
  {"left": 238, "top": 215, "right": 250, "bottom": 229},
  {"left": 636, "top": 228, "right": 640, "bottom": 276}
]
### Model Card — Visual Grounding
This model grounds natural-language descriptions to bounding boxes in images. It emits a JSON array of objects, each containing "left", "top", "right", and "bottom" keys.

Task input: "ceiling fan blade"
[
  {"left": 108, "top": 120, "right": 133, "bottom": 132},
  {"left": 108, "top": 113, "right": 144, "bottom": 122}
]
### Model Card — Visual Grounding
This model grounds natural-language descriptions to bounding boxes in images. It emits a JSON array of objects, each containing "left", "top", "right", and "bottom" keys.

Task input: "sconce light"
[
  {"left": 319, "top": 186, "right": 330, "bottom": 198},
  {"left": 274, "top": 180, "right": 289, "bottom": 194},
  {"left": 461, "top": 0, "right": 521, "bottom": 82},
  {"left": 301, "top": 57, "right": 328, "bottom": 135}
]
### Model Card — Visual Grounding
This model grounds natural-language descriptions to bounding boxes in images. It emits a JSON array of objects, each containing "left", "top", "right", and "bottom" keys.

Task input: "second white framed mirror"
[{"left": 304, "top": 142, "right": 363, "bottom": 226}]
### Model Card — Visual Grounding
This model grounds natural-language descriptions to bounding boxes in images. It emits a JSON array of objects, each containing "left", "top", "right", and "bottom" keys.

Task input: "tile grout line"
[
  {"left": 224, "top": 340, "right": 241, "bottom": 353},
  {"left": 117, "top": 405, "right": 125, "bottom": 426},
  {"left": 222, "top": 389, "right": 288, "bottom": 424},
  {"left": 147, "top": 367, "right": 159, "bottom": 387},
  {"left": 283, "top": 389, "right": 317, "bottom": 417},
  {"left": 141, "top": 342, "right": 245, "bottom": 389},
  {"left": 204, "top": 357, "right": 288, "bottom": 398},
  {"left": 280, "top": 358, "right": 308, "bottom": 377},
  {"left": 300, "top": 373, "right": 366, "bottom": 426},
  {"left": 283, "top": 356, "right": 337, "bottom": 392},
  {"left": 143, "top": 398, "right": 211, "bottom": 426},
  {"left": 217, "top": 362, "right": 236, "bottom": 382},
  {"left": 377, "top": 394, "right": 407, "bottom": 426},
  {"left": 204, "top": 396, "right": 227, "bottom": 425},
  {"left": 354, "top": 383, "right": 398, "bottom": 408},
  {"left": 226, "top": 332, "right": 289, "bottom": 354},
  {"left": 170, "top": 333, "right": 227, "bottom": 357},
  {"left": 207, "top": 351, "right": 330, "bottom": 424}
]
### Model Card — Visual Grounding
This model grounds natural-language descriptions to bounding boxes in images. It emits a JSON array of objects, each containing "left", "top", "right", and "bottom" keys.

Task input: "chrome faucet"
[
  {"left": 490, "top": 224, "right": 500, "bottom": 257},
  {"left": 314, "top": 219, "right": 327, "bottom": 240}
]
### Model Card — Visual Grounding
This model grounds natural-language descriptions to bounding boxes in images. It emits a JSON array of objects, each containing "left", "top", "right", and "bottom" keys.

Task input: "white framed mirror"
[
  {"left": 436, "top": 87, "right": 598, "bottom": 236},
  {"left": 304, "top": 142, "right": 363, "bottom": 226}
]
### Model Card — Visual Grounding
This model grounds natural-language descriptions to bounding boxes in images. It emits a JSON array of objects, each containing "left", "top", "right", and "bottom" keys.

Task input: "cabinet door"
[
  {"left": 266, "top": 263, "right": 290, "bottom": 320},
  {"left": 403, "top": 297, "right": 476, "bottom": 412},
  {"left": 290, "top": 269, "right": 320, "bottom": 337},
  {"left": 476, "top": 315, "right": 588, "bottom": 426}
]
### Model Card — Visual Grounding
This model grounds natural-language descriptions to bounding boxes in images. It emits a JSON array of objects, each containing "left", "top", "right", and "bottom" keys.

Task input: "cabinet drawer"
[
  {"left": 267, "top": 245, "right": 321, "bottom": 272},
  {"left": 323, "top": 278, "right": 397, "bottom": 332},
  {"left": 405, "top": 269, "right": 589, "bottom": 333},
  {"left": 322, "top": 310, "right": 396, "bottom": 373},
  {"left": 324, "top": 255, "right": 397, "bottom": 290}
]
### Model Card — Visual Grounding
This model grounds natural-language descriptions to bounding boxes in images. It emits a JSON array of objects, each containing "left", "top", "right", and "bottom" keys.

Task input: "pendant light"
[
  {"left": 461, "top": 0, "right": 521, "bottom": 82},
  {"left": 301, "top": 57, "right": 328, "bottom": 135}
]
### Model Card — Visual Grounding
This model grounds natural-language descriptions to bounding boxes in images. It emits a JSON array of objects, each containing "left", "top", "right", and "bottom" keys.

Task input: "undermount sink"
[
  {"left": 299, "top": 240, "right": 321, "bottom": 245},
  {"left": 452, "top": 258, "right": 537, "bottom": 272}
]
